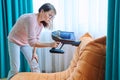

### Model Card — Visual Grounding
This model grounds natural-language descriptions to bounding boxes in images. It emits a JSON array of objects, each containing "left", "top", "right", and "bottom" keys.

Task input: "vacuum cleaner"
[{"left": 49, "top": 30, "right": 81, "bottom": 54}]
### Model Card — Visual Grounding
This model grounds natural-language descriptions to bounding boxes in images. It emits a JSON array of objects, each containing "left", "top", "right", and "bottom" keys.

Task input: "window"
[{"left": 33, "top": 0, "right": 108, "bottom": 38}]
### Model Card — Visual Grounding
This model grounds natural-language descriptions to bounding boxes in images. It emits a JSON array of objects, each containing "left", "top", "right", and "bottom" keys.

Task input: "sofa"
[{"left": 11, "top": 33, "right": 106, "bottom": 80}]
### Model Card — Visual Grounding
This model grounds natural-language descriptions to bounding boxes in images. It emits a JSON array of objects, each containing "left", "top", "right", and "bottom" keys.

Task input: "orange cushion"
[{"left": 69, "top": 34, "right": 106, "bottom": 80}]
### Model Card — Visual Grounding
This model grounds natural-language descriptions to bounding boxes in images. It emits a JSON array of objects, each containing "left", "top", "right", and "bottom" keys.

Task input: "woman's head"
[{"left": 38, "top": 3, "right": 56, "bottom": 27}]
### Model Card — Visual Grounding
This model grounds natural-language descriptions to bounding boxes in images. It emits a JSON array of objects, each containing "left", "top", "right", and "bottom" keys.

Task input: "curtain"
[
  {"left": 33, "top": 0, "right": 108, "bottom": 73},
  {"left": 106, "top": 0, "right": 120, "bottom": 80},
  {"left": 0, "top": 0, "right": 33, "bottom": 78}
]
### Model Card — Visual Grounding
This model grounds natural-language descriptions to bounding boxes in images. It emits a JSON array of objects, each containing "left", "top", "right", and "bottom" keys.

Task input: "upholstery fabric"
[{"left": 11, "top": 33, "right": 106, "bottom": 80}]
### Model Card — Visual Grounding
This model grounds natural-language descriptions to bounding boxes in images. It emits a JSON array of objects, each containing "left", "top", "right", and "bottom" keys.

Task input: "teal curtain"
[
  {"left": 106, "top": 0, "right": 120, "bottom": 80},
  {"left": 0, "top": 0, "right": 33, "bottom": 78}
]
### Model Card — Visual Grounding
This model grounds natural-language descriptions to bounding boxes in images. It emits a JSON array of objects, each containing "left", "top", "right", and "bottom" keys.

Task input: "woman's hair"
[{"left": 38, "top": 3, "right": 56, "bottom": 27}]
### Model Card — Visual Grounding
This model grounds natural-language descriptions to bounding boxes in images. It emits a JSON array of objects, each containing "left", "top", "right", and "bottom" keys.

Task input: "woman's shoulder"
[
  {"left": 19, "top": 13, "right": 36, "bottom": 21},
  {"left": 20, "top": 13, "right": 35, "bottom": 18}
]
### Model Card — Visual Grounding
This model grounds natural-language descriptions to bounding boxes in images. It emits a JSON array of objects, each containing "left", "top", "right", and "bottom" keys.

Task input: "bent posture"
[{"left": 7, "top": 3, "right": 59, "bottom": 80}]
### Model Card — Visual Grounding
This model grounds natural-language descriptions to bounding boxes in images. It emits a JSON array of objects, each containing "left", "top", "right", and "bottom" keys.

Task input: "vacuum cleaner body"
[{"left": 50, "top": 30, "right": 81, "bottom": 54}]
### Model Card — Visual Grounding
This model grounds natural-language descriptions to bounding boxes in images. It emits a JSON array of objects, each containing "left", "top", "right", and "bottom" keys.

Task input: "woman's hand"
[
  {"left": 32, "top": 53, "right": 38, "bottom": 63},
  {"left": 32, "top": 47, "right": 38, "bottom": 63},
  {"left": 50, "top": 41, "right": 60, "bottom": 48}
]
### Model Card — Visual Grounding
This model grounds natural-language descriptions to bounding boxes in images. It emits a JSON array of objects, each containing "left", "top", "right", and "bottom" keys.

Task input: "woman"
[{"left": 7, "top": 3, "right": 59, "bottom": 80}]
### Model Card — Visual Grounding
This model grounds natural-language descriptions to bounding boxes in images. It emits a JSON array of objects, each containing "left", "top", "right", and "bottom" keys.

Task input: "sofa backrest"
[{"left": 68, "top": 33, "right": 106, "bottom": 80}]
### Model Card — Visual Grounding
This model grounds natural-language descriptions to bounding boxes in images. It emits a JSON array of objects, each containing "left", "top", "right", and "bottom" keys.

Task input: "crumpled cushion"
[{"left": 11, "top": 33, "right": 106, "bottom": 80}]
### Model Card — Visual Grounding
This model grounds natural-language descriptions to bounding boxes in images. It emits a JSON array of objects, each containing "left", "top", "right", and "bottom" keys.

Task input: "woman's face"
[{"left": 41, "top": 10, "right": 55, "bottom": 24}]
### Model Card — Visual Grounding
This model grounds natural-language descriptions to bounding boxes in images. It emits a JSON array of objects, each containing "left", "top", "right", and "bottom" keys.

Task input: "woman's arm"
[
  {"left": 26, "top": 15, "right": 59, "bottom": 48},
  {"left": 34, "top": 41, "right": 59, "bottom": 48}
]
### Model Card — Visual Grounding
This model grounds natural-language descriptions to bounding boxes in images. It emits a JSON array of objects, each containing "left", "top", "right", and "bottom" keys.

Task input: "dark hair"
[{"left": 38, "top": 3, "right": 56, "bottom": 27}]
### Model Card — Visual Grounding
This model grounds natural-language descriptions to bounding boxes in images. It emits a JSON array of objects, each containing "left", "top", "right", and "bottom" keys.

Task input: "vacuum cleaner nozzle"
[{"left": 50, "top": 48, "right": 64, "bottom": 54}]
